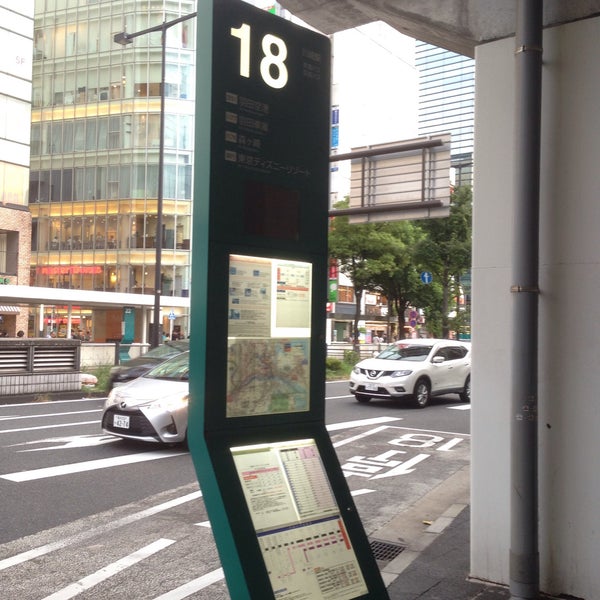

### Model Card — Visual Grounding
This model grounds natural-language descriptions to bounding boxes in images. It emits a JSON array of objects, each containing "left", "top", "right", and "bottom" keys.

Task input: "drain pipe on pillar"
[{"left": 510, "top": 1, "right": 543, "bottom": 599}]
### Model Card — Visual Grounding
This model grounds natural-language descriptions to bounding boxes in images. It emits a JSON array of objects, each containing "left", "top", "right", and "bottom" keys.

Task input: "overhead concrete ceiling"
[{"left": 277, "top": 0, "right": 600, "bottom": 57}]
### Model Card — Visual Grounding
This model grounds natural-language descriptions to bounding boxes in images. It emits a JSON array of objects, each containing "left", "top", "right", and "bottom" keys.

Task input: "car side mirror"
[{"left": 432, "top": 356, "right": 445, "bottom": 364}]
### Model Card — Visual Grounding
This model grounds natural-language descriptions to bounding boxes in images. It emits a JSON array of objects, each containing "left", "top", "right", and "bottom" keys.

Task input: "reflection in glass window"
[
  {"left": 63, "top": 170, "right": 73, "bottom": 201},
  {"left": 164, "top": 166, "right": 176, "bottom": 199},
  {"left": 109, "top": 116, "right": 120, "bottom": 149},
  {"left": 97, "top": 118, "right": 108, "bottom": 150},
  {"left": 86, "top": 120, "right": 97, "bottom": 150},
  {"left": 178, "top": 164, "right": 192, "bottom": 199},
  {"left": 50, "top": 122, "right": 62, "bottom": 153},
  {"left": 31, "top": 124, "right": 41, "bottom": 155},
  {"left": 63, "top": 121, "right": 73, "bottom": 152},
  {"left": 134, "top": 114, "right": 147, "bottom": 147},
  {"left": 74, "top": 121, "right": 85, "bottom": 151},
  {"left": 50, "top": 171, "right": 61, "bottom": 202}
]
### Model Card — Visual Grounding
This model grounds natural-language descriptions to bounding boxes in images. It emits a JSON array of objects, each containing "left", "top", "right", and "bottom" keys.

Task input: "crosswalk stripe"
[
  {"left": 0, "top": 490, "right": 202, "bottom": 571},
  {"left": 152, "top": 568, "right": 225, "bottom": 600},
  {"left": 41, "top": 538, "right": 175, "bottom": 600}
]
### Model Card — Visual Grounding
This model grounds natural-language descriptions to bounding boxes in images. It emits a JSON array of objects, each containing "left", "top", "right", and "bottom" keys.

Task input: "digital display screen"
[{"left": 244, "top": 181, "right": 300, "bottom": 241}]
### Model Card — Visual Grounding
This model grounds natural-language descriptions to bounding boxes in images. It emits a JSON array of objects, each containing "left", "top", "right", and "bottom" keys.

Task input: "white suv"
[{"left": 349, "top": 338, "right": 471, "bottom": 408}]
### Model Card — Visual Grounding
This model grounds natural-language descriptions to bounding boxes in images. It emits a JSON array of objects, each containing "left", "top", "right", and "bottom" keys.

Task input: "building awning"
[{"left": 0, "top": 305, "right": 20, "bottom": 314}]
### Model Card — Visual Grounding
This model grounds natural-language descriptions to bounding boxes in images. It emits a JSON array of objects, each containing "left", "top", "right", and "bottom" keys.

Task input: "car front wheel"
[
  {"left": 355, "top": 394, "right": 371, "bottom": 403},
  {"left": 412, "top": 379, "right": 431, "bottom": 408},
  {"left": 459, "top": 375, "right": 471, "bottom": 403}
]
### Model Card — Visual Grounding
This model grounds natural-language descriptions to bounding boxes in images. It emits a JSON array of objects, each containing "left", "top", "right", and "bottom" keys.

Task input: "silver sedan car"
[
  {"left": 349, "top": 338, "right": 471, "bottom": 408},
  {"left": 102, "top": 351, "right": 189, "bottom": 444}
]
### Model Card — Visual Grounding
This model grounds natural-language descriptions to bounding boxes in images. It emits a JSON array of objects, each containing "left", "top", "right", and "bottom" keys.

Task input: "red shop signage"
[{"left": 37, "top": 265, "right": 103, "bottom": 275}]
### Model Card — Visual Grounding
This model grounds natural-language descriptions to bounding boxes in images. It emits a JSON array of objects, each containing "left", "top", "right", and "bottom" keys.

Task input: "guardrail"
[
  {"left": 0, "top": 338, "right": 81, "bottom": 396},
  {"left": 326, "top": 343, "right": 383, "bottom": 360}
]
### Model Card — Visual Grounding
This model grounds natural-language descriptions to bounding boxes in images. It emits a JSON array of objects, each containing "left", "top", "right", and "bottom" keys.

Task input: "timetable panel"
[{"left": 231, "top": 439, "right": 368, "bottom": 600}]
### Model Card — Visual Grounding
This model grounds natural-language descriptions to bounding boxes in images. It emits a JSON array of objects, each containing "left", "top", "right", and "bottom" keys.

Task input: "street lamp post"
[{"left": 114, "top": 12, "right": 196, "bottom": 348}]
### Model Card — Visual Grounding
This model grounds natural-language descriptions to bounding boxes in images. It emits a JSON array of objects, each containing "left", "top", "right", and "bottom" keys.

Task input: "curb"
[{"left": 378, "top": 465, "right": 470, "bottom": 588}]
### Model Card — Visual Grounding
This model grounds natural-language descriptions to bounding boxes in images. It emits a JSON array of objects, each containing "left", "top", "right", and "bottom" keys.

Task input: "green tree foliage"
[
  {"left": 328, "top": 201, "right": 401, "bottom": 345},
  {"left": 414, "top": 186, "right": 473, "bottom": 337},
  {"left": 328, "top": 187, "right": 472, "bottom": 340},
  {"left": 368, "top": 220, "right": 442, "bottom": 339}
]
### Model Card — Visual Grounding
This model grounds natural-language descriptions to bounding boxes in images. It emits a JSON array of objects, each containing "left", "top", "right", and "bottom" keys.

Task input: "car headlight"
[
  {"left": 106, "top": 388, "right": 121, "bottom": 406},
  {"left": 352, "top": 366, "right": 361, "bottom": 375},
  {"left": 149, "top": 394, "right": 189, "bottom": 412},
  {"left": 390, "top": 369, "right": 413, "bottom": 378}
]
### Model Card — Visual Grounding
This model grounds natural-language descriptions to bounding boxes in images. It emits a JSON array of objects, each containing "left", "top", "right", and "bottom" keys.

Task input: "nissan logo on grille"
[{"left": 368, "top": 370, "right": 379, "bottom": 378}]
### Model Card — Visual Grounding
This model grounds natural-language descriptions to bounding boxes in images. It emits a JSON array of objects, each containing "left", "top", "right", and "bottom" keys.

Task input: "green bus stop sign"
[{"left": 189, "top": 2, "right": 388, "bottom": 598}]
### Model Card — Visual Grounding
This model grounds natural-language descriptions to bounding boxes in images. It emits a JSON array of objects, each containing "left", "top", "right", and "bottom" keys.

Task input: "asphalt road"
[{"left": 0, "top": 383, "right": 470, "bottom": 599}]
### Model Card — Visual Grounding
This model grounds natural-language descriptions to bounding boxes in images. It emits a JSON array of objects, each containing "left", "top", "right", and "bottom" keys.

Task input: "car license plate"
[
  {"left": 365, "top": 383, "right": 379, "bottom": 391},
  {"left": 113, "top": 414, "right": 130, "bottom": 429}
]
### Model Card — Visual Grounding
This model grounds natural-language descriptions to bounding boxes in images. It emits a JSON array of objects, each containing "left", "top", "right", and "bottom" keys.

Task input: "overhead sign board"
[{"left": 341, "top": 135, "right": 452, "bottom": 223}]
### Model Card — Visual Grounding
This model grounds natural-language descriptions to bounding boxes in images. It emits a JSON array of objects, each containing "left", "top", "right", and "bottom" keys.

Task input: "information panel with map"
[
  {"left": 227, "top": 254, "right": 311, "bottom": 418},
  {"left": 231, "top": 439, "right": 368, "bottom": 600}
]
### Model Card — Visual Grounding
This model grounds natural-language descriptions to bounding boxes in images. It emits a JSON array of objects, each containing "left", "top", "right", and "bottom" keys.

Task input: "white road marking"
[
  {"left": 326, "top": 416, "right": 401, "bottom": 432},
  {"left": 152, "top": 568, "right": 225, "bottom": 600},
  {"left": 370, "top": 454, "right": 431, "bottom": 479},
  {"left": 0, "top": 412, "right": 464, "bottom": 597},
  {"left": 0, "top": 398, "right": 106, "bottom": 409},
  {"left": 0, "top": 420, "right": 100, "bottom": 435},
  {"left": 41, "top": 538, "right": 175, "bottom": 600},
  {"left": 195, "top": 521, "right": 212, "bottom": 528},
  {"left": 437, "top": 438, "right": 463, "bottom": 452},
  {"left": 0, "top": 490, "right": 202, "bottom": 571},
  {"left": 10, "top": 434, "right": 118, "bottom": 451},
  {"left": 0, "top": 409, "right": 101, "bottom": 422},
  {"left": 0, "top": 418, "right": 401, "bottom": 483},
  {"left": 448, "top": 404, "right": 471, "bottom": 410},
  {"left": 332, "top": 425, "right": 393, "bottom": 448},
  {"left": 390, "top": 425, "right": 470, "bottom": 437},
  {"left": 0, "top": 449, "right": 186, "bottom": 482}
]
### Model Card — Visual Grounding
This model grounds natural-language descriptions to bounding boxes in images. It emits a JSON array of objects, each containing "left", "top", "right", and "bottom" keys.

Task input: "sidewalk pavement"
[
  {"left": 376, "top": 465, "right": 512, "bottom": 600},
  {"left": 385, "top": 504, "right": 510, "bottom": 599}
]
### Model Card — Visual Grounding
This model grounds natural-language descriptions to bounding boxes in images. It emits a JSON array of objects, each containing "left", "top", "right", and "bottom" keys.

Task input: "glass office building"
[
  {"left": 29, "top": 0, "right": 195, "bottom": 297},
  {"left": 416, "top": 42, "right": 474, "bottom": 187}
]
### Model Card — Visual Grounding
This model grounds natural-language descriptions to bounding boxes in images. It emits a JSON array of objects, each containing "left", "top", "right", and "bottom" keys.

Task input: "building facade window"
[
  {"left": 0, "top": 232, "right": 18, "bottom": 276},
  {"left": 338, "top": 285, "right": 355, "bottom": 303},
  {"left": 416, "top": 42, "right": 474, "bottom": 185},
  {"left": 30, "top": 4, "right": 196, "bottom": 297}
]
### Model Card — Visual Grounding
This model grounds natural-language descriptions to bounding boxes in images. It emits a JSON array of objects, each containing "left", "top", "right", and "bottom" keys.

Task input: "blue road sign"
[{"left": 421, "top": 271, "right": 433, "bottom": 284}]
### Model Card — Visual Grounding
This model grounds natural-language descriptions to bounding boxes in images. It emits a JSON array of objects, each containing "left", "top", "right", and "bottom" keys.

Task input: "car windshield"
[
  {"left": 145, "top": 351, "right": 189, "bottom": 381},
  {"left": 124, "top": 340, "right": 189, "bottom": 363},
  {"left": 376, "top": 343, "right": 433, "bottom": 361}
]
